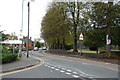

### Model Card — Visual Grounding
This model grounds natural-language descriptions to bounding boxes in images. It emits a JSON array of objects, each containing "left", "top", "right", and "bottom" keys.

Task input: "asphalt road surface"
[{"left": 2, "top": 50, "right": 119, "bottom": 80}]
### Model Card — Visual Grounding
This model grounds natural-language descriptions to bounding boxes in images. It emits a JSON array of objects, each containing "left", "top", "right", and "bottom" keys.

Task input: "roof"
[{"left": 0, "top": 40, "right": 22, "bottom": 44}]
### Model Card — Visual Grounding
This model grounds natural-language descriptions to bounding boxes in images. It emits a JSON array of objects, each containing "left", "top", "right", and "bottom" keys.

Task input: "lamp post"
[
  {"left": 21, "top": 0, "right": 34, "bottom": 58},
  {"left": 27, "top": 1, "right": 30, "bottom": 58}
]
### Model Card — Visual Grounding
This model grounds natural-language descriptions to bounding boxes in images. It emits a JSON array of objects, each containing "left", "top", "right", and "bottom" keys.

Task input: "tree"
[
  {"left": 1, "top": 33, "right": 8, "bottom": 41},
  {"left": 41, "top": 2, "right": 72, "bottom": 50},
  {"left": 88, "top": 2, "right": 120, "bottom": 55},
  {"left": 84, "top": 29, "right": 106, "bottom": 53},
  {"left": 35, "top": 41, "right": 41, "bottom": 49}
]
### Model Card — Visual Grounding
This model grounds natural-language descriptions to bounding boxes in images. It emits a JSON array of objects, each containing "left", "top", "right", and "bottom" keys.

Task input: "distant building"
[{"left": 22, "top": 36, "right": 34, "bottom": 49}]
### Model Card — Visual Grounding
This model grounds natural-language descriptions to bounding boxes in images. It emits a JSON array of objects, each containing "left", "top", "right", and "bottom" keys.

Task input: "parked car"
[
  {"left": 33, "top": 47, "right": 38, "bottom": 51},
  {"left": 42, "top": 47, "right": 47, "bottom": 50}
]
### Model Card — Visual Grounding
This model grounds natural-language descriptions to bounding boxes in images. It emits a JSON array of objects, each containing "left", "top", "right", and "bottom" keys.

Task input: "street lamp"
[
  {"left": 21, "top": 0, "right": 34, "bottom": 58},
  {"left": 27, "top": 0, "right": 34, "bottom": 58},
  {"left": 27, "top": 1, "right": 30, "bottom": 58}
]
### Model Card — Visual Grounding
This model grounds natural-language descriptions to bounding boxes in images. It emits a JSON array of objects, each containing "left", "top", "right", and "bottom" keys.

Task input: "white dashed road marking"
[
  {"left": 44, "top": 64, "right": 89, "bottom": 79},
  {"left": 61, "top": 68, "right": 65, "bottom": 70},
  {"left": 44, "top": 65, "right": 47, "bottom": 66},
  {"left": 73, "top": 72, "right": 77, "bottom": 74},
  {"left": 57, "top": 66, "right": 61, "bottom": 68},
  {"left": 66, "top": 72, "right": 71, "bottom": 75},
  {"left": 55, "top": 69, "right": 59, "bottom": 71},
  {"left": 67, "top": 70, "right": 72, "bottom": 72},
  {"left": 72, "top": 75, "right": 79, "bottom": 78},
  {"left": 47, "top": 66, "right": 50, "bottom": 67},
  {"left": 51, "top": 67, "right": 55, "bottom": 69},
  {"left": 60, "top": 70, "right": 65, "bottom": 73}
]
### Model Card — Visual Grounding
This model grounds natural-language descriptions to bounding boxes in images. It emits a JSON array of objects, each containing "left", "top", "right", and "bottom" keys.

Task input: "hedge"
[{"left": 2, "top": 53, "right": 18, "bottom": 64}]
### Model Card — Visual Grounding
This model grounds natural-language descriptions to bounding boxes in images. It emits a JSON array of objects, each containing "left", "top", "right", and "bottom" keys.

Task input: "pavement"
[{"left": 1, "top": 52, "right": 41, "bottom": 73}]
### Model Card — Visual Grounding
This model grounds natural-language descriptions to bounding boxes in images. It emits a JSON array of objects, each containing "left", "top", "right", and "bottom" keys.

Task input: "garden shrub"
[
  {"left": 2, "top": 53, "right": 18, "bottom": 64},
  {"left": 65, "top": 45, "right": 73, "bottom": 50},
  {"left": 111, "top": 51, "right": 120, "bottom": 57}
]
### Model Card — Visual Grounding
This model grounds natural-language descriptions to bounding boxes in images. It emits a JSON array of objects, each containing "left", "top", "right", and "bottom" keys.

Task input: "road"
[{"left": 2, "top": 50, "right": 119, "bottom": 79}]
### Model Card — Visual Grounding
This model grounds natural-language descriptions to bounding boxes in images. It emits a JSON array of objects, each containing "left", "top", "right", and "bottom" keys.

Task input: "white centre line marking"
[
  {"left": 66, "top": 72, "right": 71, "bottom": 75},
  {"left": 72, "top": 75, "right": 79, "bottom": 78},
  {"left": 88, "top": 77, "right": 93, "bottom": 78},
  {"left": 60, "top": 70, "right": 65, "bottom": 73},
  {"left": 55, "top": 69, "right": 59, "bottom": 71},
  {"left": 47, "top": 66, "right": 50, "bottom": 67},
  {"left": 51, "top": 67, "right": 55, "bottom": 69},
  {"left": 61, "top": 68, "right": 65, "bottom": 70},
  {"left": 67, "top": 70, "right": 72, "bottom": 72},
  {"left": 44, "top": 65, "right": 48, "bottom": 66},
  {"left": 73, "top": 72, "right": 77, "bottom": 74},
  {"left": 57, "top": 66, "right": 61, "bottom": 68}
]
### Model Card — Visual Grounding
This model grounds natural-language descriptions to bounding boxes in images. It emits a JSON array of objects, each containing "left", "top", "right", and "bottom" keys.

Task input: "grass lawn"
[{"left": 69, "top": 49, "right": 100, "bottom": 53}]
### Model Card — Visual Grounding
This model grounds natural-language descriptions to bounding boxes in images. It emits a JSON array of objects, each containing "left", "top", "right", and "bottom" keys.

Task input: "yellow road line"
[{"left": 0, "top": 55, "right": 44, "bottom": 76}]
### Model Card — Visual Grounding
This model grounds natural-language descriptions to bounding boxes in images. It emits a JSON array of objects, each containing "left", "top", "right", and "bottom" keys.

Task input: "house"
[{"left": 22, "top": 36, "right": 34, "bottom": 50}]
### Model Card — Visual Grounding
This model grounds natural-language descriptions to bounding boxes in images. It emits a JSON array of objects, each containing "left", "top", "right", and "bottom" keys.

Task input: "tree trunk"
[
  {"left": 106, "top": 45, "right": 111, "bottom": 57},
  {"left": 62, "top": 38, "right": 65, "bottom": 50},
  {"left": 57, "top": 38, "right": 60, "bottom": 49},
  {"left": 73, "top": 26, "right": 78, "bottom": 52}
]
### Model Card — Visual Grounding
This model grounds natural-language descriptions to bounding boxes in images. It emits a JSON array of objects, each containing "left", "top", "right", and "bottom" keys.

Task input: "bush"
[
  {"left": 15, "top": 48, "right": 19, "bottom": 53},
  {"left": 102, "top": 50, "right": 120, "bottom": 58},
  {"left": 2, "top": 53, "right": 18, "bottom": 64},
  {"left": 89, "top": 46, "right": 98, "bottom": 51},
  {"left": 111, "top": 51, "right": 120, "bottom": 57},
  {"left": 2, "top": 46, "right": 8, "bottom": 53},
  {"left": 65, "top": 45, "right": 73, "bottom": 50}
]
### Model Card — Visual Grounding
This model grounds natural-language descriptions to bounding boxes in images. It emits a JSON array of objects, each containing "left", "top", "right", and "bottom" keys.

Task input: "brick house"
[{"left": 22, "top": 36, "right": 34, "bottom": 49}]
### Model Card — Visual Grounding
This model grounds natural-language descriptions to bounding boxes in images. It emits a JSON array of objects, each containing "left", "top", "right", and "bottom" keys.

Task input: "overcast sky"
[
  {"left": 0, "top": 0, "right": 119, "bottom": 41},
  {"left": 0, "top": 0, "right": 52, "bottom": 41}
]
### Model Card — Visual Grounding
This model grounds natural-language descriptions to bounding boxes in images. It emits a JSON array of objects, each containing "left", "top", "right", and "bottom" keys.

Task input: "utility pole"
[{"left": 27, "top": 2, "right": 30, "bottom": 58}]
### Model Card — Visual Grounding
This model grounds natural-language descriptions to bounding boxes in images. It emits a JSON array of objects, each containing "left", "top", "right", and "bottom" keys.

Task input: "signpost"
[
  {"left": 106, "top": 34, "right": 111, "bottom": 56},
  {"left": 79, "top": 33, "right": 83, "bottom": 40},
  {"left": 79, "top": 33, "right": 83, "bottom": 55}
]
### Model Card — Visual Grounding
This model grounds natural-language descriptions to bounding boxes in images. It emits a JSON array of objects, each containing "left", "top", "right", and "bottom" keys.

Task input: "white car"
[
  {"left": 42, "top": 47, "right": 47, "bottom": 50},
  {"left": 33, "top": 47, "right": 38, "bottom": 51}
]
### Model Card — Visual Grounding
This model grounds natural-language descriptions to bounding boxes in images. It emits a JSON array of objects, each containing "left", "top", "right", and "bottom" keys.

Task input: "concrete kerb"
[{"left": 1, "top": 54, "right": 43, "bottom": 74}]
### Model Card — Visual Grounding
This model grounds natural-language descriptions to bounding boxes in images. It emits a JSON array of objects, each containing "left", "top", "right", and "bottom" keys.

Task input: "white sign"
[
  {"left": 106, "top": 39, "right": 111, "bottom": 45},
  {"left": 79, "top": 33, "right": 83, "bottom": 40},
  {"left": 106, "top": 34, "right": 111, "bottom": 45}
]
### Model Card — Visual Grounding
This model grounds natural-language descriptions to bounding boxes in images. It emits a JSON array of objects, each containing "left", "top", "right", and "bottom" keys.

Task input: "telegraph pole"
[{"left": 27, "top": 2, "right": 30, "bottom": 58}]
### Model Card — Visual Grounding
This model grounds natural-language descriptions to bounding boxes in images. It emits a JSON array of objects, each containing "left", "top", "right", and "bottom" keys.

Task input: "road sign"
[
  {"left": 106, "top": 34, "right": 111, "bottom": 45},
  {"left": 106, "top": 39, "right": 111, "bottom": 45},
  {"left": 79, "top": 33, "right": 83, "bottom": 40}
]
